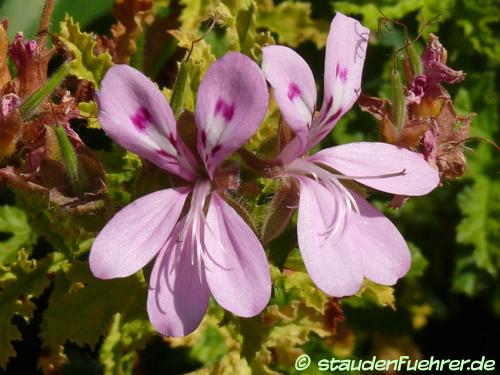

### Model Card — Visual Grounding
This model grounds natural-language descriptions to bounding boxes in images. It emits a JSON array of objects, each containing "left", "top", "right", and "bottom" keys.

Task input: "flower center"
[
  {"left": 170, "top": 180, "right": 211, "bottom": 280},
  {"left": 169, "top": 180, "right": 229, "bottom": 281}
]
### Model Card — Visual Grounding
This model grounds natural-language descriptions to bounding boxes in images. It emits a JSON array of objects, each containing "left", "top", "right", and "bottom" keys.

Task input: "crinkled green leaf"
[
  {"left": 59, "top": 14, "right": 113, "bottom": 86},
  {"left": 453, "top": 71, "right": 499, "bottom": 294},
  {"left": 353, "top": 279, "right": 396, "bottom": 310},
  {"left": 13, "top": 190, "right": 91, "bottom": 256},
  {"left": 189, "top": 325, "right": 227, "bottom": 366},
  {"left": 333, "top": 0, "right": 454, "bottom": 33},
  {"left": 262, "top": 301, "right": 331, "bottom": 369},
  {"left": 99, "top": 313, "right": 154, "bottom": 375},
  {"left": 0, "top": 251, "right": 65, "bottom": 368},
  {"left": 456, "top": 0, "right": 500, "bottom": 65},
  {"left": 78, "top": 101, "right": 100, "bottom": 129},
  {"left": 239, "top": 316, "right": 264, "bottom": 363},
  {"left": 41, "top": 261, "right": 148, "bottom": 359},
  {"left": 235, "top": 2, "right": 275, "bottom": 60},
  {"left": 256, "top": 1, "right": 328, "bottom": 48},
  {"left": 456, "top": 176, "right": 499, "bottom": 276},
  {"left": 0, "top": 206, "right": 36, "bottom": 265},
  {"left": 95, "top": 146, "right": 142, "bottom": 206},
  {"left": 282, "top": 271, "right": 328, "bottom": 314},
  {"left": 406, "top": 242, "right": 429, "bottom": 280},
  {"left": 190, "top": 351, "right": 252, "bottom": 375}
]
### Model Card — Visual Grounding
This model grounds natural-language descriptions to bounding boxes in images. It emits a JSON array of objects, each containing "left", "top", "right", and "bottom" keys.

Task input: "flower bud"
[{"left": 390, "top": 68, "right": 407, "bottom": 131}]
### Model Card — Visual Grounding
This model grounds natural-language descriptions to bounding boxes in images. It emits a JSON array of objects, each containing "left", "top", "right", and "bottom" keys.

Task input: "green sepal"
[
  {"left": 170, "top": 60, "right": 191, "bottom": 119},
  {"left": 406, "top": 42, "right": 423, "bottom": 76},
  {"left": 19, "top": 63, "right": 69, "bottom": 118},
  {"left": 390, "top": 68, "right": 407, "bottom": 130},
  {"left": 54, "top": 126, "right": 80, "bottom": 193}
]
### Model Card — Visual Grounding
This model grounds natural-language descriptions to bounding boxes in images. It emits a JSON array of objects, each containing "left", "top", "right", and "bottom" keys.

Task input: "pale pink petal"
[
  {"left": 147, "top": 220, "right": 210, "bottom": 337},
  {"left": 279, "top": 136, "right": 308, "bottom": 165},
  {"left": 98, "top": 65, "right": 198, "bottom": 181},
  {"left": 310, "top": 13, "right": 369, "bottom": 147},
  {"left": 344, "top": 191, "right": 411, "bottom": 285},
  {"left": 297, "top": 177, "right": 363, "bottom": 297},
  {"left": 262, "top": 45, "right": 317, "bottom": 147},
  {"left": 89, "top": 188, "right": 189, "bottom": 279},
  {"left": 195, "top": 52, "right": 268, "bottom": 178},
  {"left": 309, "top": 142, "right": 440, "bottom": 195},
  {"left": 203, "top": 192, "right": 271, "bottom": 317}
]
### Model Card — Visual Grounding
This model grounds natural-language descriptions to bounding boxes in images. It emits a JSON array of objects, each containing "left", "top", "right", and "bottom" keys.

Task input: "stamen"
[
  {"left": 169, "top": 180, "right": 212, "bottom": 280},
  {"left": 286, "top": 157, "right": 405, "bottom": 181},
  {"left": 284, "top": 157, "right": 405, "bottom": 245}
]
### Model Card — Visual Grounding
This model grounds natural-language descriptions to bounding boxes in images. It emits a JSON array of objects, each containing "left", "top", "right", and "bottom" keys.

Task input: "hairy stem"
[{"left": 38, "top": 0, "right": 56, "bottom": 47}]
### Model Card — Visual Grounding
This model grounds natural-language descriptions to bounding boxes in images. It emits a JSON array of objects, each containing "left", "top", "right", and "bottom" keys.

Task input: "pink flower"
[
  {"left": 262, "top": 13, "right": 440, "bottom": 297},
  {"left": 89, "top": 52, "right": 271, "bottom": 336}
]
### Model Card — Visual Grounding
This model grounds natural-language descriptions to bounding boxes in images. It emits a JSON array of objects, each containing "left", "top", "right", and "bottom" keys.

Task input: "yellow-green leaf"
[
  {"left": 78, "top": 101, "right": 100, "bottom": 129},
  {"left": 59, "top": 15, "right": 113, "bottom": 86},
  {"left": 257, "top": 1, "right": 329, "bottom": 48}
]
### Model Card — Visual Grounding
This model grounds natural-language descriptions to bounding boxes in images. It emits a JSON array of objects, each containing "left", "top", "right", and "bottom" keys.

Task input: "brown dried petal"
[
  {"left": 422, "top": 34, "right": 465, "bottom": 89},
  {"left": 0, "top": 95, "right": 22, "bottom": 162},
  {"left": 0, "top": 23, "right": 11, "bottom": 89},
  {"left": 111, "top": 0, "right": 154, "bottom": 64},
  {"left": 433, "top": 101, "right": 474, "bottom": 179},
  {"left": 398, "top": 119, "right": 430, "bottom": 149},
  {"left": 358, "top": 93, "right": 400, "bottom": 144}
]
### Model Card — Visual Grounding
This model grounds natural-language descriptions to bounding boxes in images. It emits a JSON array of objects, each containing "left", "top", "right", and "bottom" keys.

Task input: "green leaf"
[
  {"left": 99, "top": 313, "right": 154, "bottom": 375},
  {"left": 78, "top": 101, "right": 100, "bottom": 129},
  {"left": 353, "top": 279, "right": 396, "bottom": 310},
  {"left": 191, "top": 351, "right": 253, "bottom": 375},
  {"left": 456, "top": 176, "right": 499, "bottom": 276},
  {"left": 239, "top": 316, "right": 264, "bottom": 363},
  {"left": 0, "top": 206, "right": 36, "bottom": 265},
  {"left": 262, "top": 301, "right": 331, "bottom": 369},
  {"left": 0, "top": 251, "right": 65, "bottom": 368},
  {"left": 13, "top": 190, "right": 90, "bottom": 256},
  {"left": 189, "top": 325, "right": 227, "bottom": 366},
  {"left": 256, "top": 1, "right": 329, "bottom": 48},
  {"left": 283, "top": 247, "right": 305, "bottom": 273},
  {"left": 453, "top": 70, "right": 499, "bottom": 295},
  {"left": 41, "top": 261, "right": 148, "bottom": 353},
  {"left": 282, "top": 271, "right": 328, "bottom": 314},
  {"left": 58, "top": 15, "right": 113, "bottom": 86},
  {"left": 455, "top": 0, "right": 500, "bottom": 65},
  {"left": 333, "top": 0, "right": 454, "bottom": 34},
  {"left": 51, "top": 0, "right": 115, "bottom": 34},
  {"left": 406, "top": 242, "right": 429, "bottom": 280},
  {"left": 95, "top": 146, "right": 142, "bottom": 207}
]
